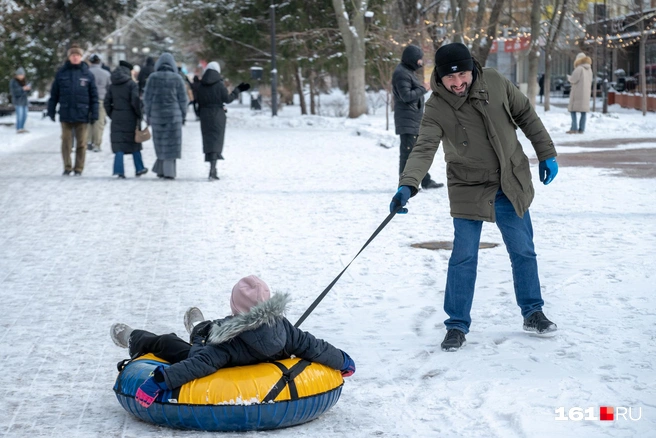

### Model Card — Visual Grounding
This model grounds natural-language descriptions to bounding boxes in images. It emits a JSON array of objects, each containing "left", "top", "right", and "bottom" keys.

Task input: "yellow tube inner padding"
[{"left": 133, "top": 354, "right": 343, "bottom": 405}]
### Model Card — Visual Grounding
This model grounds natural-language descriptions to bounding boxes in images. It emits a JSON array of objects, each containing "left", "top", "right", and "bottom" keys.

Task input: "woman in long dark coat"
[
  {"left": 105, "top": 61, "right": 147, "bottom": 178},
  {"left": 143, "top": 53, "right": 188, "bottom": 179},
  {"left": 196, "top": 62, "right": 250, "bottom": 180}
]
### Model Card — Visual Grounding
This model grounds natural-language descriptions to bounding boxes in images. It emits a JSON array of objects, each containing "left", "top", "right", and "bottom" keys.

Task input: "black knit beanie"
[
  {"left": 434, "top": 43, "right": 473, "bottom": 79},
  {"left": 119, "top": 60, "right": 134, "bottom": 71}
]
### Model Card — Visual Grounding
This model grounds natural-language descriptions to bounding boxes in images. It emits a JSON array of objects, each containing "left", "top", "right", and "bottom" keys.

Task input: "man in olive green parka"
[{"left": 390, "top": 43, "right": 560, "bottom": 352}]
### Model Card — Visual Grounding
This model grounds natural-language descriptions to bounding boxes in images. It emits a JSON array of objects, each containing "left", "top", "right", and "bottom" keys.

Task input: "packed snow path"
[{"left": 1, "top": 106, "right": 655, "bottom": 437}]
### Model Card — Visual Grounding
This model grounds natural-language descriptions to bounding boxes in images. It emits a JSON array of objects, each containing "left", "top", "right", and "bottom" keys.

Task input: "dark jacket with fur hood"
[{"left": 161, "top": 293, "right": 345, "bottom": 389}]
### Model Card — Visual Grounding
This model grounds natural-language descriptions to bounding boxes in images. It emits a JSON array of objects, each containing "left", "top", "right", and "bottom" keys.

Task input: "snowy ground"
[{"left": 1, "top": 100, "right": 655, "bottom": 438}]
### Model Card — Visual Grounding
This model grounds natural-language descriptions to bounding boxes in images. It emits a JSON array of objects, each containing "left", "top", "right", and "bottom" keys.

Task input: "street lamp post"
[
  {"left": 106, "top": 37, "right": 114, "bottom": 68},
  {"left": 270, "top": 1, "right": 277, "bottom": 117}
]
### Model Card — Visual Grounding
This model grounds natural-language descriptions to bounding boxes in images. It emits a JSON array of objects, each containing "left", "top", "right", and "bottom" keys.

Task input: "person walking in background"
[
  {"left": 196, "top": 62, "right": 250, "bottom": 180},
  {"left": 567, "top": 52, "right": 593, "bottom": 134},
  {"left": 131, "top": 64, "right": 141, "bottom": 83},
  {"left": 48, "top": 43, "right": 99, "bottom": 176},
  {"left": 87, "top": 54, "right": 111, "bottom": 152},
  {"left": 178, "top": 66, "right": 195, "bottom": 109},
  {"left": 392, "top": 45, "right": 443, "bottom": 190},
  {"left": 538, "top": 73, "right": 545, "bottom": 104},
  {"left": 143, "top": 53, "right": 188, "bottom": 180},
  {"left": 390, "top": 43, "right": 559, "bottom": 352},
  {"left": 137, "top": 57, "right": 155, "bottom": 97},
  {"left": 104, "top": 60, "right": 148, "bottom": 179},
  {"left": 10, "top": 67, "right": 30, "bottom": 133},
  {"left": 191, "top": 69, "right": 202, "bottom": 120}
]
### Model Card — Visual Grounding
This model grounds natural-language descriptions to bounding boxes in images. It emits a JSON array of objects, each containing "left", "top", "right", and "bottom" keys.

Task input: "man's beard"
[{"left": 451, "top": 84, "right": 470, "bottom": 96}]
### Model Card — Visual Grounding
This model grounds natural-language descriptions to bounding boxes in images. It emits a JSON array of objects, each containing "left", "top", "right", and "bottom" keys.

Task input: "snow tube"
[{"left": 113, "top": 353, "right": 343, "bottom": 431}]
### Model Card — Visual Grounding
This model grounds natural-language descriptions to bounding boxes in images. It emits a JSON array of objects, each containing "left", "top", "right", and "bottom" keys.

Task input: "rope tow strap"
[{"left": 294, "top": 208, "right": 400, "bottom": 328}]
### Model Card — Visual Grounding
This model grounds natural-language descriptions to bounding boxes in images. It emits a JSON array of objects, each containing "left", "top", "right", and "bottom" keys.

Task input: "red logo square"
[{"left": 600, "top": 406, "right": 614, "bottom": 421}]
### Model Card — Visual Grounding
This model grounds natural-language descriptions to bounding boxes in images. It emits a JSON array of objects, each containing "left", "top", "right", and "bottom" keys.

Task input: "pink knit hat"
[{"left": 230, "top": 275, "right": 271, "bottom": 315}]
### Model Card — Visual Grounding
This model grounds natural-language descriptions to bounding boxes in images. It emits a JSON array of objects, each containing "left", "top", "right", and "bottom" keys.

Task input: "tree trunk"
[
  {"left": 386, "top": 89, "right": 390, "bottom": 131},
  {"left": 477, "top": 0, "right": 505, "bottom": 66},
  {"left": 639, "top": 32, "right": 647, "bottom": 116},
  {"left": 470, "top": 0, "right": 487, "bottom": 57},
  {"left": 544, "top": 51, "right": 552, "bottom": 111},
  {"left": 331, "top": 0, "right": 368, "bottom": 118},
  {"left": 449, "top": 0, "right": 467, "bottom": 43},
  {"left": 309, "top": 70, "right": 317, "bottom": 115},
  {"left": 542, "top": 0, "right": 568, "bottom": 112},
  {"left": 526, "top": 0, "right": 541, "bottom": 108},
  {"left": 295, "top": 66, "right": 307, "bottom": 115}
]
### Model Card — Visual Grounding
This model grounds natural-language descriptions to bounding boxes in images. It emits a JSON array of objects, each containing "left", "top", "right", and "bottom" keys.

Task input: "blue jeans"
[
  {"left": 15, "top": 105, "right": 27, "bottom": 130},
  {"left": 444, "top": 190, "right": 544, "bottom": 334},
  {"left": 570, "top": 112, "right": 587, "bottom": 132},
  {"left": 113, "top": 151, "right": 145, "bottom": 176}
]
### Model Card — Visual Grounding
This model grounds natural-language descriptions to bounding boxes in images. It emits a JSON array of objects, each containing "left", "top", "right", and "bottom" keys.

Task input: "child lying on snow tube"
[{"left": 110, "top": 275, "right": 356, "bottom": 408}]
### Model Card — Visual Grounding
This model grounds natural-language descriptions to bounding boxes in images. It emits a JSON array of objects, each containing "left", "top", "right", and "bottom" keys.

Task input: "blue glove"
[
  {"left": 135, "top": 367, "right": 168, "bottom": 408},
  {"left": 539, "top": 157, "right": 558, "bottom": 185},
  {"left": 340, "top": 351, "right": 356, "bottom": 377},
  {"left": 390, "top": 186, "right": 412, "bottom": 214}
]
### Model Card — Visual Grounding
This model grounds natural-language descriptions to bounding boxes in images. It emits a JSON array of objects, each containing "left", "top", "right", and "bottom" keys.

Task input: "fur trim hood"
[
  {"left": 207, "top": 293, "right": 289, "bottom": 345},
  {"left": 574, "top": 56, "right": 592, "bottom": 68}
]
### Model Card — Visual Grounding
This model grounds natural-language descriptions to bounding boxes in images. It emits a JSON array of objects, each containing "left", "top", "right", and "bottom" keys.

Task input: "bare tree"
[
  {"left": 331, "top": 0, "right": 368, "bottom": 118},
  {"left": 470, "top": 0, "right": 506, "bottom": 66},
  {"left": 633, "top": 1, "right": 648, "bottom": 115},
  {"left": 448, "top": 0, "right": 468, "bottom": 43},
  {"left": 542, "top": 0, "right": 570, "bottom": 112},
  {"left": 526, "top": 0, "right": 541, "bottom": 107}
]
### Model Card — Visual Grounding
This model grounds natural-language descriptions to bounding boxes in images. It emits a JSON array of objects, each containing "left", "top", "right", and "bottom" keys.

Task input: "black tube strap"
[
  {"left": 262, "top": 360, "right": 312, "bottom": 402},
  {"left": 294, "top": 208, "right": 400, "bottom": 327}
]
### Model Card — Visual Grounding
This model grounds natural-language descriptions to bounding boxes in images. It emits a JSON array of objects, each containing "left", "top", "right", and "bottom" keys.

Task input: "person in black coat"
[
  {"left": 191, "top": 73, "right": 201, "bottom": 119},
  {"left": 105, "top": 61, "right": 148, "bottom": 178},
  {"left": 392, "top": 45, "right": 443, "bottom": 190},
  {"left": 137, "top": 56, "right": 155, "bottom": 97},
  {"left": 196, "top": 61, "right": 250, "bottom": 180},
  {"left": 538, "top": 73, "right": 545, "bottom": 104},
  {"left": 47, "top": 43, "right": 99, "bottom": 176},
  {"left": 110, "top": 275, "right": 356, "bottom": 408}
]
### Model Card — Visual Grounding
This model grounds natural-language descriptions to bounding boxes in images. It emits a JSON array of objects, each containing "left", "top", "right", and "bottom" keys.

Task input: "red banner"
[
  {"left": 504, "top": 36, "right": 531, "bottom": 53},
  {"left": 490, "top": 40, "right": 498, "bottom": 54}
]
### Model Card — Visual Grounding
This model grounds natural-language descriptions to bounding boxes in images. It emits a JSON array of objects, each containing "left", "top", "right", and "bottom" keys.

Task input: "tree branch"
[{"left": 204, "top": 26, "right": 272, "bottom": 57}]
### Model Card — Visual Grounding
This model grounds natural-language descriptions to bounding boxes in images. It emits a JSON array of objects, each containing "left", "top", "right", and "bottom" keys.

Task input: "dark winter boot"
[
  {"left": 184, "top": 307, "right": 205, "bottom": 334},
  {"left": 110, "top": 323, "right": 134, "bottom": 349},
  {"left": 441, "top": 329, "right": 466, "bottom": 352},
  {"left": 208, "top": 160, "right": 219, "bottom": 180},
  {"left": 422, "top": 179, "right": 444, "bottom": 190},
  {"left": 523, "top": 311, "right": 557, "bottom": 335}
]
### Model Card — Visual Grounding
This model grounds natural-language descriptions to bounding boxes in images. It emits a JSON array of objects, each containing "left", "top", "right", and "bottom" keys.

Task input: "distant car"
[{"left": 551, "top": 75, "right": 571, "bottom": 96}]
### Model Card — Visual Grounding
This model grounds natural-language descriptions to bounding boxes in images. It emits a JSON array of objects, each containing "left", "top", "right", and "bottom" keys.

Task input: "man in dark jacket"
[
  {"left": 392, "top": 45, "right": 443, "bottom": 190},
  {"left": 48, "top": 43, "right": 99, "bottom": 176},
  {"left": 137, "top": 57, "right": 155, "bottom": 97},
  {"left": 104, "top": 60, "right": 148, "bottom": 178},
  {"left": 110, "top": 275, "right": 355, "bottom": 408},
  {"left": 390, "top": 43, "right": 559, "bottom": 352}
]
